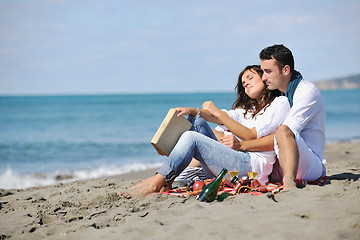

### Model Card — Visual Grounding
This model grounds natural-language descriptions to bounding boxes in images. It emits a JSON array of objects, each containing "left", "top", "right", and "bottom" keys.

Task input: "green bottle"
[{"left": 196, "top": 168, "right": 227, "bottom": 202}]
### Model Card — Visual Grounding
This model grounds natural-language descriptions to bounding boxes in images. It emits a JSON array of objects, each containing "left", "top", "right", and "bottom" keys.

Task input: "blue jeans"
[
  {"left": 157, "top": 115, "right": 251, "bottom": 184},
  {"left": 188, "top": 115, "right": 218, "bottom": 140}
]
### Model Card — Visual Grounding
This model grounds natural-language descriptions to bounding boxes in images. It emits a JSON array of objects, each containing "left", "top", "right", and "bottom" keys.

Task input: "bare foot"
[
  {"left": 128, "top": 177, "right": 153, "bottom": 190},
  {"left": 282, "top": 175, "right": 296, "bottom": 191},
  {"left": 126, "top": 174, "right": 166, "bottom": 198}
]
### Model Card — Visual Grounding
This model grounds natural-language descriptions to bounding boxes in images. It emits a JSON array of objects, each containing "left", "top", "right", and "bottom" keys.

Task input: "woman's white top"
[{"left": 215, "top": 96, "right": 290, "bottom": 184}]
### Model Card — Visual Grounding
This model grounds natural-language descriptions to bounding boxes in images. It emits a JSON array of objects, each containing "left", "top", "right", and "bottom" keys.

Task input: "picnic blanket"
[{"left": 149, "top": 176, "right": 328, "bottom": 199}]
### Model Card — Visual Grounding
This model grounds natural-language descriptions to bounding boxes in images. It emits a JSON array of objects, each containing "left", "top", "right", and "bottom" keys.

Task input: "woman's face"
[{"left": 241, "top": 69, "right": 265, "bottom": 99}]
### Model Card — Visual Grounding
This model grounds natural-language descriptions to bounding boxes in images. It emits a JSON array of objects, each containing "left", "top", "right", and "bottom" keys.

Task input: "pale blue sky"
[{"left": 1, "top": 0, "right": 359, "bottom": 95}]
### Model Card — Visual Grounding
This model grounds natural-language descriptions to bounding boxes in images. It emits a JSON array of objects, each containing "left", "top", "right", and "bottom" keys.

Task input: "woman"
[{"left": 129, "top": 65, "right": 290, "bottom": 197}]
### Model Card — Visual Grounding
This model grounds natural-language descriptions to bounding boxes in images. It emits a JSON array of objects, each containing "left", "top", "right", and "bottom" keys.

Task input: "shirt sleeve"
[
  {"left": 255, "top": 96, "right": 291, "bottom": 139},
  {"left": 223, "top": 108, "right": 245, "bottom": 123},
  {"left": 282, "top": 82, "right": 324, "bottom": 135},
  {"left": 215, "top": 109, "right": 243, "bottom": 132}
]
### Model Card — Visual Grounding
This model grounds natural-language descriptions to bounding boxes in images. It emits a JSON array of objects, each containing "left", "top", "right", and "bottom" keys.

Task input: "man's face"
[{"left": 260, "top": 58, "right": 286, "bottom": 93}]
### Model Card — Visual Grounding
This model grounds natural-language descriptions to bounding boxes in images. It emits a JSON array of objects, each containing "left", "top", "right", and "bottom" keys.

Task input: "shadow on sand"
[{"left": 328, "top": 172, "right": 360, "bottom": 182}]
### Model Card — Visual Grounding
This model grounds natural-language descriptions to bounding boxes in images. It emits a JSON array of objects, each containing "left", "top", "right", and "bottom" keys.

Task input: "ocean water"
[{"left": 1, "top": 90, "right": 359, "bottom": 189}]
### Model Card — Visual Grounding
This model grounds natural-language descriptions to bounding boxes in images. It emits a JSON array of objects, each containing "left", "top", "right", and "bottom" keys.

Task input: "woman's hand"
[
  {"left": 220, "top": 135, "right": 246, "bottom": 151},
  {"left": 175, "top": 107, "right": 196, "bottom": 117},
  {"left": 202, "top": 101, "right": 222, "bottom": 118}
]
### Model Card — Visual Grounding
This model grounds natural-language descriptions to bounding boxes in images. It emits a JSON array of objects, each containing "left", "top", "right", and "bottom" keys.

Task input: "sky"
[{"left": 0, "top": 0, "right": 360, "bottom": 95}]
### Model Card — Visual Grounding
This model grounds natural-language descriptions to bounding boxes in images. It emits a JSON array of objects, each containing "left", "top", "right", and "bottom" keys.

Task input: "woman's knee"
[{"left": 179, "top": 131, "right": 199, "bottom": 143}]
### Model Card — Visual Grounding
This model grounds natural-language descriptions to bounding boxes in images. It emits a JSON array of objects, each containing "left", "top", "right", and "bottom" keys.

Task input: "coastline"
[{"left": 1, "top": 141, "right": 359, "bottom": 239}]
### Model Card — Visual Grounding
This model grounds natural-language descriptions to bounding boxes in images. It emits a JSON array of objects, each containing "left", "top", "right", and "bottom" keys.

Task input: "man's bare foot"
[
  {"left": 126, "top": 174, "right": 167, "bottom": 198},
  {"left": 282, "top": 175, "right": 296, "bottom": 191}
]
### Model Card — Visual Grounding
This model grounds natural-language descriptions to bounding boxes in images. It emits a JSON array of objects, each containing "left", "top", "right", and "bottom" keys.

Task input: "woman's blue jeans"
[{"left": 157, "top": 115, "right": 251, "bottom": 184}]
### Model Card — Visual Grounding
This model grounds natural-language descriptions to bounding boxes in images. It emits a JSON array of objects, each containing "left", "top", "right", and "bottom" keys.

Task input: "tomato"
[
  {"left": 258, "top": 185, "right": 268, "bottom": 193},
  {"left": 193, "top": 180, "right": 205, "bottom": 191}
]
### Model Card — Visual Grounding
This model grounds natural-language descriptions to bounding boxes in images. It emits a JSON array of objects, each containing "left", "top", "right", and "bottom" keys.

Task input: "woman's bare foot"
[
  {"left": 129, "top": 177, "right": 153, "bottom": 190},
  {"left": 127, "top": 174, "right": 167, "bottom": 198},
  {"left": 282, "top": 175, "right": 296, "bottom": 191}
]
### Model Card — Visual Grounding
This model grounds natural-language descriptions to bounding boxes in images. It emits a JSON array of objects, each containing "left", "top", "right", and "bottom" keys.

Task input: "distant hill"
[{"left": 313, "top": 73, "right": 360, "bottom": 90}]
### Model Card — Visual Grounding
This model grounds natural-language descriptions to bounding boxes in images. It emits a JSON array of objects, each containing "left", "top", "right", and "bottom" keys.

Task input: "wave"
[
  {"left": 326, "top": 137, "right": 360, "bottom": 144},
  {"left": 0, "top": 162, "right": 162, "bottom": 190}
]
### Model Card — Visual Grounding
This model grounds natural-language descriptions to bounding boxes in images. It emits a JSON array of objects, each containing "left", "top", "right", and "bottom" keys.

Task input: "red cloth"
[{"left": 149, "top": 176, "right": 328, "bottom": 198}]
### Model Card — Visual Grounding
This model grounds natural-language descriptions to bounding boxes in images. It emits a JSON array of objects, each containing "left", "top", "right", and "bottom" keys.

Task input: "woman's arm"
[
  {"left": 221, "top": 133, "right": 275, "bottom": 152},
  {"left": 202, "top": 101, "right": 257, "bottom": 141},
  {"left": 175, "top": 107, "right": 222, "bottom": 124}
]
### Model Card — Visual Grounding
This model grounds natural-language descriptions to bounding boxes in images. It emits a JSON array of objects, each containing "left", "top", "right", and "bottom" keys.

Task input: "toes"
[{"left": 119, "top": 192, "right": 132, "bottom": 199}]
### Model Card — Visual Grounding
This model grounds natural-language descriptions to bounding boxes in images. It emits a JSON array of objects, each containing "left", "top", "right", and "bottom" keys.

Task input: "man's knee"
[{"left": 275, "top": 125, "right": 295, "bottom": 142}]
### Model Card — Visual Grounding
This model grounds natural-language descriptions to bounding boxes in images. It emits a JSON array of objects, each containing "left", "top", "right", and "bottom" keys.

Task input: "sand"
[{"left": 1, "top": 142, "right": 360, "bottom": 240}]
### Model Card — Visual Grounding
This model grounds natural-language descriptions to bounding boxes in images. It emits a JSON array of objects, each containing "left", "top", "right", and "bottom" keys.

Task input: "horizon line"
[{"left": 0, "top": 90, "right": 236, "bottom": 98}]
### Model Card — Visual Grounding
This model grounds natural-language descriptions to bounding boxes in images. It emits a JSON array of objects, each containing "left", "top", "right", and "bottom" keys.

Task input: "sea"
[{"left": 1, "top": 90, "right": 359, "bottom": 189}]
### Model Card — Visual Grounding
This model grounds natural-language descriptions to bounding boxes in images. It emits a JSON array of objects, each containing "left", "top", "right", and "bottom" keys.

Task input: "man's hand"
[{"left": 220, "top": 135, "right": 244, "bottom": 151}]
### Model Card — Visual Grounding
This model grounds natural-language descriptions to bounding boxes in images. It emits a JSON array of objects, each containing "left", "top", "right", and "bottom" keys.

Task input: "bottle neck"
[{"left": 215, "top": 168, "right": 227, "bottom": 181}]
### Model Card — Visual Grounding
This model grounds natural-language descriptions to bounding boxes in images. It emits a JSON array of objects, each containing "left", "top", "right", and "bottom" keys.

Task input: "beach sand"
[{"left": 1, "top": 142, "right": 359, "bottom": 240}]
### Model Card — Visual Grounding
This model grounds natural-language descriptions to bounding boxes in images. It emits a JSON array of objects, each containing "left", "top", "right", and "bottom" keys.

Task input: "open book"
[{"left": 151, "top": 108, "right": 192, "bottom": 156}]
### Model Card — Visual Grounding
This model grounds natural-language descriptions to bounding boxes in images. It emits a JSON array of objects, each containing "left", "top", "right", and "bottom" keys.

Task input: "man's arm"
[{"left": 221, "top": 133, "right": 275, "bottom": 152}]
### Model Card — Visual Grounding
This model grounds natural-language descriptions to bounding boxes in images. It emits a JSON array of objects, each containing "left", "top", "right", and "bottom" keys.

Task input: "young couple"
[{"left": 129, "top": 44, "right": 326, "bottom": 197}]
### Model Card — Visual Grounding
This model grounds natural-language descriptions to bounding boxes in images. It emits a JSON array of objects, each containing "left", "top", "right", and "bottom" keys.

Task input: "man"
[{"left": 222, "top": 44, "right": 326, "bottom": 190}]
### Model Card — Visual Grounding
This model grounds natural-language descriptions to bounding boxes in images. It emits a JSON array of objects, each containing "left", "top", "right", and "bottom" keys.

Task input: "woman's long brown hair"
[{"left": 232, "top": 65, "right": 281, "bottom": 118}]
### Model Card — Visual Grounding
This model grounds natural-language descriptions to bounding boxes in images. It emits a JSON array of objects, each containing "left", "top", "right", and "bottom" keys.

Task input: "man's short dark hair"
[{"left": 260, "top": 44, "right": 294, "bottom": 73}]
